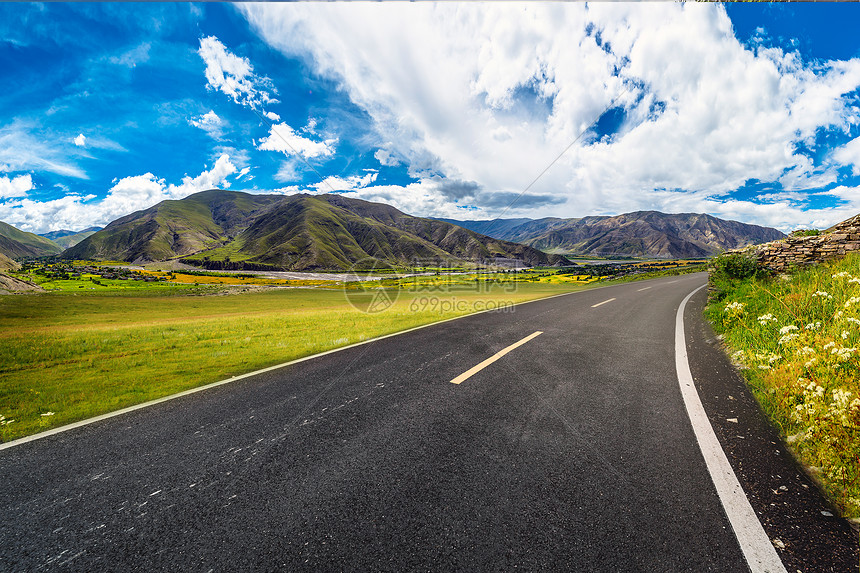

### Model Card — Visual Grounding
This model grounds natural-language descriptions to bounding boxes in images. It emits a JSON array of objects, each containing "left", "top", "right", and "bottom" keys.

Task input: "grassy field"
[
  {"left": 0, "top": 281, "right": 590, "bottom": 442},
  {"left": 707, "top": 252, "right": 860, "bottom": 518}
]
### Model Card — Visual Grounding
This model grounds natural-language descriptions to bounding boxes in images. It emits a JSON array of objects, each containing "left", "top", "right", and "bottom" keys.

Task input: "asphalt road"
[{"left": 1, "top": 273, "right": 855, "bottom": 571}]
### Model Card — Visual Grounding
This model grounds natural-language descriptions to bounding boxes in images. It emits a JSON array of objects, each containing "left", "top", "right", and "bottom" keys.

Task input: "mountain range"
[
  {"left": 61, "top": 190, "right": 568, "bottom": 270},
  {"left": 440, "top": 212, "right": 785, "bottom": 258},
  {"left": 0, "top": 190, "right": 786, "bottom": 269},
  {"left": 39, "top": 227, "right": 102, "bottom": 249}
]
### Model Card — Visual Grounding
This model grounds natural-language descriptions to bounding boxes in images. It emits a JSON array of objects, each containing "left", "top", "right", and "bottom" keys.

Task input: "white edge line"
[
  {"left": 2, "top": 273, "right": 700, "bottom": 451},
  {"left": 675, "top": 285, "right": 786, "bottom": 573},
  {"left": 591, "top": 297, "right": 616, "bottom": 308}
]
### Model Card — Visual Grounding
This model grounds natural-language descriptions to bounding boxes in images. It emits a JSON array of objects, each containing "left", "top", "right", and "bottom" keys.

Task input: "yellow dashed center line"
[{"left": 450, "top": 331, "right": 543, "bottom": 385}]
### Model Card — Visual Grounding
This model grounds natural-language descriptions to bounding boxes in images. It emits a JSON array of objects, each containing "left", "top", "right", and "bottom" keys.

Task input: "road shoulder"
[{"left": 685, "top": 287, "right": 859, "bottom": 572}]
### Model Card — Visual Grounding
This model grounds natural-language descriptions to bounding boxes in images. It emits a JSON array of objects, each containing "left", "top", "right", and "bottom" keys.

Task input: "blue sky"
[{"left": 1, "top": 3, "right": 860, "bottom": 234}]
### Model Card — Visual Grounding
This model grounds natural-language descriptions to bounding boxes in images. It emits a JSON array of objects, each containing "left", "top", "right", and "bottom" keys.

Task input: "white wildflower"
[
  {"left": 757, "top": 313, "right": 778, "bottom": 325},
  {"left": 40, "top": 411, "right": 55, "bottom": 417},
  {"left": 831, "top": 389, "right": 856, "bottom": 426},
  {"left": 813, "top": 291, "right": 833, "bottom": 299},
  {"left": 847, "top": 317, "right": 860, "bottom": 326},
  {"left": 804, "top": 357, "right": 818, "bottom": 368},
  {"left": 805, "top": 321, "right": 822, "bottom": 331},
  {"left": 725, "top": 301, "right": 745, "bottom": 312},
  {"left": 834, "top": 347, "right": 857, "bottom": 362},
  {"left": 833, "top": 272, "right": 852, "bottom": 279},
  {"left": 0, "top": 414, "right": 14, "bottom": 426},
  {"left": 798, "top": 346, "right": 816, "bottom": 356},
  {"left": 849, "top": 277, "right": 860, "bottom": 285},
  {"left": 823, "top": 341, "right": 836, "bottom": 350},
  {"left": 778, "top": 333, "right": 799, "bottom": 345},
  {"left": 845, "top": 296, "right": 860, "bottom": 308},
  {"left": 779, "top": 325, "right": 799, "bottom": 335},
  {"left": 843, "top": 330, "right": 850, "bottom": 340},
  {"left": 758, "top": 364, "right": 771, "bottom": 370}
]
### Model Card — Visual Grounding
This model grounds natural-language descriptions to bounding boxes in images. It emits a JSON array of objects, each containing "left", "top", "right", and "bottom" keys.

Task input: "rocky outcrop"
[
  {"left": 746, "top": 214, "right": 860, "bottom": 272},
  {"left": 0, "top": 273, "right": 43, "bottom": 294}
]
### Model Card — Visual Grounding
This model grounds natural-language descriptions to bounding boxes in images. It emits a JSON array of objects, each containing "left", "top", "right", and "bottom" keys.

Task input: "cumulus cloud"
[
  {"left": 197, "top": 35, "right": 276, "bottom": 108},
  {"left": 310, "top": 172, "right": 378, "bottom": 193},
  {"left": 257, "top": 122, "right": 336, "bottom": 159},
  {"left": 265, "top": 111, "right": 280, "bottom": 122},
  {"left": 0, "top": 155, "right": 237, "bottom": 233},
  {"left": 73, "top": 133, "right": 86, "bottom": 147},
  {"left": 239, "top": 3, "right": 860, "bottom": 228},
  {"left": 189, "top": 110, "right": 225, "bottom": 139},
  {"left": 0, "top": 174, "right": 33, "bottom": 199}
]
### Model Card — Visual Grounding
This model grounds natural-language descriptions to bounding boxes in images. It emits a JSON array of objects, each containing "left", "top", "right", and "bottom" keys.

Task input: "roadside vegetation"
[{"left": 707, "top": 251, "right": 860, "bottom": 517}]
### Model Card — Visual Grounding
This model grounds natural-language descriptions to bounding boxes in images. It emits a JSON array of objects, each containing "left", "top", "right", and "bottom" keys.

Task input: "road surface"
[{"left": 1, "top": 273, "right": 856, "bottom": 571}]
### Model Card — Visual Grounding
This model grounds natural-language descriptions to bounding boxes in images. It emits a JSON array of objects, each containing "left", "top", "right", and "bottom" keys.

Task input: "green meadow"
[{"left": 0, "top": 282, "right": 586, "bottom": 441}]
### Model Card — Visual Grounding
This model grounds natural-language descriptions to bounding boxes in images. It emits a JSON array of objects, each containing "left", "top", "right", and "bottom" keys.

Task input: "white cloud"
[
  {"left": 0, "top": 174, "right": 33, "bottom": 199},
  {"left": 0, "top": 155, "right": 237, "bottom": 233},
  {"left": 73, "top": 133, "right": 86, "bottom": 147},
  {"left": 236, "top": 166, "right": 251, "bottom": 179},
  {"left": 341, "top": 181, "right": 491, "bottom": 220},
  {"left": 832, "top": 136, "right": 860, "bottom": 176},
  {"left": 374, "top": 148, "right": 399, "bottom": 167},
  {"left": 310, "top": 172, "right": 378, "bottom": 193},
  {"left": 108, "top": 42, "right": 151, "bottom": 68},
  {"left": 239, "top": 3, "right": 860, "bottom": 229},
  {"left": 0, "top": 121, "right": 87, "bottom": 179},
  {"left": 272, "top": 185, "right": 301, "bottom": 195},
  {"left": 265, "top": 111, "right": 280, "bottom": 122},
  {"left": 189, "top": 110, "right": 225, "bottom": 139},
  {"left": 274, "top": 159, "right": 302, "bottom": 183},
  {"left": 257, "top": 122, "right": 336, "bottom": 159},
  {"left": 165, "top": 154, "right": 237, "bottom": 198},
  {"left": 197, "top": 35, "right": 276, "bottom": 108}
]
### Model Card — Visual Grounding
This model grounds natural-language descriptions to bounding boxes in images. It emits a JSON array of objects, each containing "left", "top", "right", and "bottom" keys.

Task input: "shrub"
[
  {"left": 711, "top": 252, "right": 760, "bottom": 280},
  {"left": 790, "top": 229, "right": 821, "bottom": 237}
]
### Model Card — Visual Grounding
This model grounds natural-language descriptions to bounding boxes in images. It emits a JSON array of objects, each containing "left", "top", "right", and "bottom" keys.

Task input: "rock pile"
[{"left": 748, "top": 213, "right": 860, "bottom": 272}]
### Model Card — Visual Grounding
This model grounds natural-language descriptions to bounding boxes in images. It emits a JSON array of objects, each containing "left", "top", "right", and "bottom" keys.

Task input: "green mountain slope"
[
  {"left": 63, "top": 190, "right": 567, "bottom": 270},
  {"left": 63, "top": 190, "right": 283, "bottom": 263},
  {"left": 0, "top": 221, "right": 62, "bottom": 258}
]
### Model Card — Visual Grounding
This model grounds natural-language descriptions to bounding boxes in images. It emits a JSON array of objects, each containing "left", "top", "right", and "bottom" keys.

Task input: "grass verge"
[{"left": 706, "top": 252, "right": 860, "bottom": 518}]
